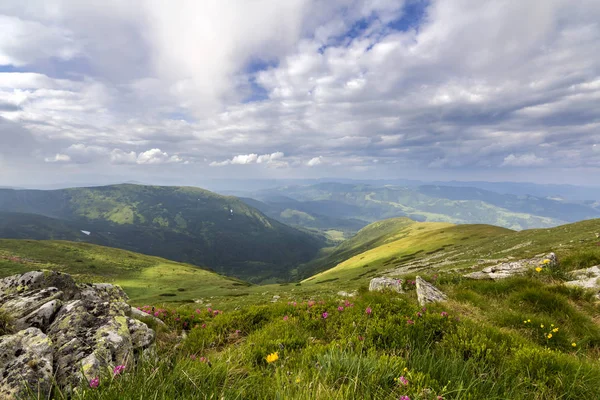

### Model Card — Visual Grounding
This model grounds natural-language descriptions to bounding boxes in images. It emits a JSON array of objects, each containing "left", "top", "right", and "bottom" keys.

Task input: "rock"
[
  {"left": 337, "top": 291, "right": 358, "bottom": 297},
  {"left": 368, "top": 277, "right": 404, "bottom": 293},
  {"left": 15, "top": 299, "right": 62, "bottom": 332},
  {"left": 271, "top": 295, "right": 280, "bottom": 303},
  {"left": 464, "top": 253, "right": 557, "bottom": 280},
  {"left": 0, "top": 328, "right": 53, "bottom": 400},
  {"left": 0, "top": 272, "right": 156, "bottom": 392},
  {"left": 0, "top": 271, "right": 79, "bottom": 300},
  {"left": 415, "top": 276, "right": 448, "bottom": 306},
  {"left": 130, "top": 307, "right": 166, "bottom": 326},
  {"left": 565, "top": 266, "right": 600, "bottom": 299}
]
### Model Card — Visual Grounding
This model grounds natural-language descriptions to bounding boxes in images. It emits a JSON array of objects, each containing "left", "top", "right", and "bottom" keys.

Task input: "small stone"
[{"left": 368, "top": 277, "right": 403, "bottom": 293}]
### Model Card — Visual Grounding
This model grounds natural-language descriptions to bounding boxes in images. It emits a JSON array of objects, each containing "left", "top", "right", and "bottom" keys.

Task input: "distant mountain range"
[
  {"left": 0, "top": 184, "right": 326, "bottom": 282},
  {"left": 239, "top": 183, "right": 600, "bottom": 235}
]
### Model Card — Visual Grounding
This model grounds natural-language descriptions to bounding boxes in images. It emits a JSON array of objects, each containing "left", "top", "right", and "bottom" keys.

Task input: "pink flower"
[
  {"left": 441, "top": 312, "right": 448, "bottom": 317},
  {"left": 293, "top": 301, "right": 297, "bottom": 306},
  {"left": 416, "top": 312, "right": 422, "bottom": 318},
  {"left": 398, "top": 376, "right": 408, "bottom": 386},
  {"left": 358, "top": 335, "right": 364, "bottom": 341},
  {"left": 308, "top": 301, "right": 316, "bottom": 307},
  {"left": 207, "top": 308, "right": 212, "bottom": 313},
  {"left": 201, "top": 323, "right": 206, "bottom": 329},
  {"left": 199, "top": 357, "right": 207, "bottom": 363},
  {"left": 344, "top": 300, "right": 351, "bottom": 307},
  {"left": 113, "top": 365, "right": 126, "bottom": 376},
  {"left": 283, "top": 315, "right": 289, "bottom": 321},
  {"left": 365, "top": 307, "right": 372, "bottom": 315},
  {"left": 190, "top": 354, "right": 197, "bottom": 360},
  {"left": 322, "top": 312, "right": 329, "bottom": 319},
  {"left": 407, "top": 319, "right": 414, "bottom": 325},
  {"left": 400, "top": 396, "right": 411, "bottom": 400},
  {"left": 154, "top": 311, "right": 160, "bottom": 317},
  {"left": 89, "top": 377, "right": 99, "bottom": 388},
  {"left": 421, "top": 307, "right": 427, "bottom": 313},
  {"left": 235, "top": 329, "right": 241, "bottom": 334},
  {"left": 195, "top": 309, "right": 201, "bottom": 314},
  {"left": 337, "top": 306, "right": 344, "bottom": 312},
  {"left": 213, "top": 310, "right": 219, "bottom": 315}
]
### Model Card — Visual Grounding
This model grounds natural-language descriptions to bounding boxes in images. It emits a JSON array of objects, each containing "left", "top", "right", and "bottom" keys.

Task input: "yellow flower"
[
  {"left": 295, "top": 377, "right": 301, "bottom": 383},
  {"left": 535, "top": 267, "right": 543, "bottom": 272},
  {"left": 551, "top": 324, "right": 554, "bottom": 327},
  {"left": 403, "top": 367, "right": 408, "bottom": 372},
  {"left": 547, "top": 333, "right": 553, "bottom": 339},
  {"left": 542, "top": 259, "right": 551, "bottom": 264},
  {"left": 266, "top": 352, "right": 279, "bottom": 363},
  {"left": 572, "top": 343, "right": 577, "bottom": 347},
  {"left": 552, "top": 328, "right": 559, "bottom": 333},
  {"left": 527, "top": 319, "right": 531, "bottom": 323},
  {"left": 540, "top": 324, "right": 544, "bottom": 328},
  {"left": 523, "top": 320, "right": 527, "bottom": 324}
]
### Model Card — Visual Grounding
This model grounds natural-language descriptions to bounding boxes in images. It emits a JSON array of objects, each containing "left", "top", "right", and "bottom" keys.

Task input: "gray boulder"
[
  {"left": 369, "top": 277, "right": 404, "bottom": 293},
  {"left": 416, "top": 276, "right": 448, "bottom": 306},
  {"left": 0, "top": 328, "right": 53, "bottom": 400},
  {"left": 0, "top": 271, "right": 157, "bottom": 393}
]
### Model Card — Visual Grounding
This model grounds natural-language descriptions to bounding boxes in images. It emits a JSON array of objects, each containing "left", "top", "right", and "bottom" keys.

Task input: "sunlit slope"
[
  {"left": 0, "top": 239, "right": 250, "bottom": 304},
  {"left": 303, "top": 218, "right": 600, "bottom": 286}
]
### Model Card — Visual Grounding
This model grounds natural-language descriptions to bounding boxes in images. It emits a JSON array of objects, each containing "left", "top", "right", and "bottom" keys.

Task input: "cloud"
[
  {"left": 501, "top": 153, "right": 547, "bottom": 167},
  {"left": 1, "top": 0, "right": 600, "bottom": 185},
  {"left": 210, "top": 152, "right": 287, "bottom": 167},
  {"left": 44, "top": 154, "right": 71, "bottom": 163},
  {"left": 307, "top": 156, "right": 323, "bottom": 167}
]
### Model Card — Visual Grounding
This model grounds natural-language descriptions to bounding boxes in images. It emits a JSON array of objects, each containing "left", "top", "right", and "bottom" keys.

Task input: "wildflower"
[
  {"left": 338, "top": 306, "right": 344, "bottom": 312},
  {"left": 523, "top": 320, "right": 527, "bottom": 324},
  {"left": 199, "top": 357, "right": 207, "bottom": 363},
  {"left": 535, "top": 267, "right": 542, "bottom": 273},
  {"left": 235, "top": 329, "right": 241, "bottom": 334},
  {"left": 542, "top": 259, "right": 551, "bottom": 264},
  {"left": 201, "top": 323, "right": 206, "bottom": 329},
  {"left": 308, "top": 301, "right": 316, "bottom": 307},
  {"left": 266, "top": 352, "right": 279, "bottom": 363},
  {"left": 190, "top": 354, "right": 197, "bottom": 361},
  {"left": 527, "top": 319, "right": 531, "bottom": 322},
  {"left": 358, "top": 335, "right": 364, "bottom": 341},
  {"left": 365, "top": 307, "right": 372, "bottom": 315},
  {"left": 295, "top": 377, "right": 301, "bottom": 383},
  {"left": 540, "top": 324, "right": 544, "bottom": 328},
  {"left": 421, "top": 307, "right": 427, "bottom": 313},
  {"left": 398, "top": 376, "right": 408, "bottom": 386},
  {"left": 547, "top": 333, "right": 553, "bottom": 339},
  {"left": 572, "top": 342, "right": 577, "bottom": 347},
  {"left": 417, "top": 312, "right": 422, "bottom": 318},
  {"left": 322, "top": 312, "right": 329, "bottom": 319},
  {"left": 113, "top": 365, "right": 126, "bottom": 376},
  {"left": 89, "top": 377, "right": 99, "bottom": 388},
  {"left": 283, "top": 315, "right": 289, "bottom": 321},
  {"left": 399, "top": 396, "right": 411, "bottom": 400},
  {"left": 552, "top": 328, "right": 559, "bottom": 333},
  {"left": 403, "top": 367, "right": 408, "bottom": 372},
  {"left": 441, "top": 311, "right": 448, "bottom": 317},
  {"left": 344, "top": 300, "right": 351, "bottom": 307},
  {"left": 154, "top": 311, "right": 160, "bottom": 317},
  {"left": 406, "top": 319, "right": 414, "bottom": 325}
]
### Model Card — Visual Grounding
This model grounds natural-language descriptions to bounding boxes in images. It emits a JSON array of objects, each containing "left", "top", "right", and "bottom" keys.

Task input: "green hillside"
[
  {"left": 0, "top": 185, "right": 326, "bottom": 282},
  {"left": 302, "top": 218, "right": 600, "bottom": 287},
  {"left": 0, "top": 239, "right": 249, "bottom": 304}
]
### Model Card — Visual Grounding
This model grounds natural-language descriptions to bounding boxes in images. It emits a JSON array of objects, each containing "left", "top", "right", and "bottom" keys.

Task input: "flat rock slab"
[
  {"left": 464, "top": 253, "right": 557, "bottom": 280},
  {"left": 369, "top": 277, "right": 404, "bottom": 293},
  {"left": 416, "top": 276, "right": 448, "bottom": 306}
]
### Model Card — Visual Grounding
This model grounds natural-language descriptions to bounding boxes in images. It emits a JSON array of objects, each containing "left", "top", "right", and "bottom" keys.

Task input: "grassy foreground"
[{"left": 46, "top": 270, "right": 600, "bottom": 399}]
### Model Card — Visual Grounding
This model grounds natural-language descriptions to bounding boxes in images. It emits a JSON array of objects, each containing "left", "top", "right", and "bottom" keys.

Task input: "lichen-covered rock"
[
  {"left": 0, "top": 287, "right": 63, "bottom": 320},
  {"left": 415, "top": 276, "right": 448, "bottom": 306},
  {"left": 369, "top": 277, "right": 404, "bottom": 293},
  {"left": 0, "top": 271, "right": 79, "bottom": 300},
  {"left": 0, "top": 328, "right": 53, "bottom": 400},
  {"left": 464, "top": 253, "right": 557, "bottom": 280},
  {"left": 0, "top": 271, "right": 156, "bottom": 393},
  {"left": 128, "top": 318, "right": 155, "bottom": 349},
  {"left": 15, "top": 299, "right": 62, "bottom": 332}
]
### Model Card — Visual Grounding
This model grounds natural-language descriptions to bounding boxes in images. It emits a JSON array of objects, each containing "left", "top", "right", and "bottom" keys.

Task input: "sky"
[{"left": 0, "top": 0, "right": 599, "bottom": 187}]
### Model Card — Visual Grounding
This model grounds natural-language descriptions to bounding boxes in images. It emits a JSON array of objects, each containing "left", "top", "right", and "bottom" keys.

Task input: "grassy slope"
[
  {"left": 0, "top": 239, "right": 249, "bottom": 305},
  {"left": 3, "top": 220, "right": 600, "bottom": 399},
  {"left": 0, "top": 185, "right": 326, "bottom": 282}
]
